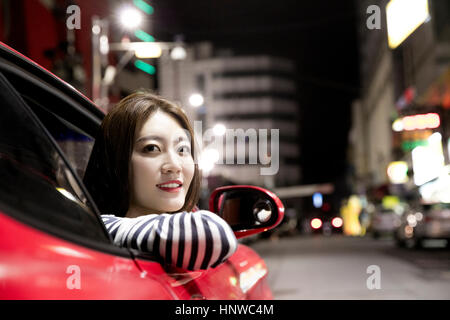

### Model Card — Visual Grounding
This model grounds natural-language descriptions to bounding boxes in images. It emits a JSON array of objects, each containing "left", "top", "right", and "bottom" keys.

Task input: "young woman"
[{"left": 83, "top": 91, "right": 237, "bottom": 271}]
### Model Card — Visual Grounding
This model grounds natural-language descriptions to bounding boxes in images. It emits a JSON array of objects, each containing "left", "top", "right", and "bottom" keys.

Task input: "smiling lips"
[{"left": 156, "top": 180, "right": 183, "bottom": 193}]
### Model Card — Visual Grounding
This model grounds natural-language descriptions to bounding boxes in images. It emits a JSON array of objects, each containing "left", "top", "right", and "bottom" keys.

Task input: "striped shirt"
[{"left": 101, "top": 210, "right": 238, "bottom": 271}]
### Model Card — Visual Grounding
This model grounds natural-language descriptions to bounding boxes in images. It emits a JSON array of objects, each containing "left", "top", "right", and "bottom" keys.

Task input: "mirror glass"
[{"left": 216, "top": 189, "right": 276, "bottom": 230}]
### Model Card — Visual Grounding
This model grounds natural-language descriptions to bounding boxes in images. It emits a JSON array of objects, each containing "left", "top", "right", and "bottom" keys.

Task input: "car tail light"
[
  {"left": 311, "top": 218, "right": 322, "bottom": 229},
  {"left": 331, "top": 217, "right": 343, "bottom": 228}
]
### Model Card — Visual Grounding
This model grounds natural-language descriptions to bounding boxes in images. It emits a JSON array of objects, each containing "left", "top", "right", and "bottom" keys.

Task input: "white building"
[{"left": 158, "top": 43, "right": 301, "bottom": 188}]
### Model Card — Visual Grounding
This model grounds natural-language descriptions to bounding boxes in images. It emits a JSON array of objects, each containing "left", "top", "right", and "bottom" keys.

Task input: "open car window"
[
  {"left": 22, "top": 94, "right": 94, "bottom": 182},
  {"left": 0, "top": 70, "right": 121, "bottom": 252}
]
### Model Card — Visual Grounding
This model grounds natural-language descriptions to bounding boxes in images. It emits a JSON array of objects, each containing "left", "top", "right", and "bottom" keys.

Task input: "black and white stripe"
[{"left": 101, "top": 210, "right": 238, "bottom": 271}]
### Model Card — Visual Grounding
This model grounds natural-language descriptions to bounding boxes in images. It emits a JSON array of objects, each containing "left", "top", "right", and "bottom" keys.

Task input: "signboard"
[
  {"left": 412, "top": 133, "right": 445, "bottom": 185},
  {"left": 386, "top": 0, "right": 430, "bottom": 49}
]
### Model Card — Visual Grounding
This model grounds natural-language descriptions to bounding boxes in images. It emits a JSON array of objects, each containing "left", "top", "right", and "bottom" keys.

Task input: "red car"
[{"left": 0, "top": 42, "right": 284, "bottom": 299}]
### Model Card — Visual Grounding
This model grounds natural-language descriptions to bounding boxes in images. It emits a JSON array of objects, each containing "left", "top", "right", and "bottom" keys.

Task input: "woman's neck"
[{"left": 126, "top": 206, "right": 162, "bottom": 218}]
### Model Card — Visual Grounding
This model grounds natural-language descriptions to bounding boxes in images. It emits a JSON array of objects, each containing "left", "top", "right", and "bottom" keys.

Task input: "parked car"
[
  {"left": 0, "top": 42, "right": 284, "bottom": 299},
  {"left": 395, "top": 202, "right": 450, "bottom": 249},
  {"left": 370, "top": 207, "right": 401, "bottom": 239}
]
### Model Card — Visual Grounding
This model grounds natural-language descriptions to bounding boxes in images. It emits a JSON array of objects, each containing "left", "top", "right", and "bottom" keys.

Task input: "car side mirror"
[{"left": 209, "top": 185, "right": 285, "bottom": 239}]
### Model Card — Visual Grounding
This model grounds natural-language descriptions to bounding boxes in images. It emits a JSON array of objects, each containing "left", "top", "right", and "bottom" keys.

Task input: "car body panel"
[
  {"left": 136, "top": 244, "right": 272, "bottom": 300},
  {"left": 0, "top": 209, "right": 273, "bottom": 299},
  {"left": 0, "top": 213, "right": 176, "bottom": 299}
]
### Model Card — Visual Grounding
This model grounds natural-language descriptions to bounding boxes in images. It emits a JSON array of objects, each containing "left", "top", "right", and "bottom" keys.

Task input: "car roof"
[{"left": 0, "top": 41, "right": 105, "bottom": 121}]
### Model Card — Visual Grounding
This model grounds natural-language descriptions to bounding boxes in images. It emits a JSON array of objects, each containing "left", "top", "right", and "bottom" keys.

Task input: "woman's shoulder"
[
  {"left": 193, "top": 210, "right": 232, "bottom": 225},
  {"left": 195, "top": 209, "right": 222, "bottom": 217}
]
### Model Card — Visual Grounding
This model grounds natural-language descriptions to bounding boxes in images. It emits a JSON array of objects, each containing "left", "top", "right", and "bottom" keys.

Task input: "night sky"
[{"left": 152, "top": 0, "right": 361, "bottom": 186}]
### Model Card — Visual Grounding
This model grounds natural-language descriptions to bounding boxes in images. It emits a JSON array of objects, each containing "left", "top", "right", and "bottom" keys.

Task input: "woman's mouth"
[{"left": 156, "top": 180, "right": 183, "bottom": 193}]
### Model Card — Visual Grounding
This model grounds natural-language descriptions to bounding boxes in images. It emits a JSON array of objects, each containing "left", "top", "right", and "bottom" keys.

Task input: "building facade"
[{"left": 351, "top": 0, "right": 450, "bottom": 200}]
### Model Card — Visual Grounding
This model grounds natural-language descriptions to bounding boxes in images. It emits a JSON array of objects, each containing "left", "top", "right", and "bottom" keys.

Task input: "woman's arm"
[{"left": 101, "top": 210, "right": 238, "bottom": 270}]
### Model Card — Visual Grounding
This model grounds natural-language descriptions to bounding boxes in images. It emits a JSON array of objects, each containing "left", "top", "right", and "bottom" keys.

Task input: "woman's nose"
[{"left": 161, "top": 152, "right": 182, "bottom": 174}]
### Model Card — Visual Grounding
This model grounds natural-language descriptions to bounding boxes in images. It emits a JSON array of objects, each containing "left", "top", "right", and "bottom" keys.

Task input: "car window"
[
  {"left": 0, "top": 71, "right": 111, "bottom": 246},
  {"left": 23, "top": 94, "right": 94, "bottom": 179}
]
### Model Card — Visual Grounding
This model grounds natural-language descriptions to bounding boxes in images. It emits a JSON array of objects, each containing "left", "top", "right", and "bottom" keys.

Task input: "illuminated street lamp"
[
  {"left": 212, "top": 123, "right": 226, "bottom": 136},
  {"left": 91, "top": 16, "right": 110, "bottom": 107},
  {"left": 134, "top": 42, "right": 162, "bottom": 58},
  {"left": 189, "top": 93, "right": 204, "bottom": 108},
  {"left": 99, "top": 35, "right": 109, "bottom": 55},
  {"left": 170, "top": 46, "right": 187, "bottom": 60},
  {"left": 199, "top": 124, "right": 226, "bottom": 178},
  {"left": 92, "top": 5, "right": 145, "bottom": 108},
  {"left": 199, "top": 148, "right": 220, "bottom": 173},
  {"left": 118, "top": 7, "right": 143, "bottom": 30}
]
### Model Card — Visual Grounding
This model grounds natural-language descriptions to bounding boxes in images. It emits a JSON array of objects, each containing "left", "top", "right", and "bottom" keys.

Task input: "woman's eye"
[
  {"left": 143, "top": 145, "right": 161, "bottom": 153},
  {"left": 178, "top": 145, "right": 191, "bottom": 154}
]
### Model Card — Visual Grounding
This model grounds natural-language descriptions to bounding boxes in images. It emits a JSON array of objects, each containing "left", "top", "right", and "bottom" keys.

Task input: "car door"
[
  {"left": 134, "top": 244, "right": 272, "bottom": 300},
  {"left": 0, "top": 44, "right": 176, "bottom": 299}
]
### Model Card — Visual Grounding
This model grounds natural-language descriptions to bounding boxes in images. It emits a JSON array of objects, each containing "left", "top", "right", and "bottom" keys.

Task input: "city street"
[{"left": 249, "top": 235, "right": 450, "bottom": 299}]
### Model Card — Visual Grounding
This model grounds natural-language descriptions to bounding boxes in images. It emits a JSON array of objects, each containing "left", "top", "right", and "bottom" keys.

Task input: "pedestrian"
[{"left": 83, "top": 91, "right": 237, "bottom": 270}]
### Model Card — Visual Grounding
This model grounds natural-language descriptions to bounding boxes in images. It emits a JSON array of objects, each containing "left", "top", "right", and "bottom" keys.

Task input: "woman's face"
[{"left": 128, "top": 110, "right": 195, "bottom": 216}]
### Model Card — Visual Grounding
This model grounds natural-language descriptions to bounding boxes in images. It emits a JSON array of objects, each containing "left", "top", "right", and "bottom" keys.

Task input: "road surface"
[{"left": 248, "top": 235, "right": 450, "bottom": 299}]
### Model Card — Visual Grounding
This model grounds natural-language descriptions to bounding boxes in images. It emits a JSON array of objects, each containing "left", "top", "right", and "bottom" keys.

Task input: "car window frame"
[{"left": 0, "top": 59, "right": 101, "bottom": 136}]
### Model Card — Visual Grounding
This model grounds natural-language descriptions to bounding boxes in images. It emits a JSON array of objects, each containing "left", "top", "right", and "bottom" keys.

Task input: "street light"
[
  {"left": 213, "top": 123, "right": 226, "bottom": 136},
  {"left": 189, "top": 93, "right": 204, "bottom": 107},
  {"left": 134, "top": 42, "right": 162, "bottom": 58},
  {"left": 199, "top": 148, "right": 220, "bottom": 173},
  {"left": 118, "top": 7, "right": 143, "bottom": 30},
  {"left": 99, "top": 35, "right": 109, "bottom": 55},
  {"left": 92, "top": 25, "right": 101, "bottom": 35},
  {"left": 92, "top": 5, "right": 145, "bottom": 108},
  {"left": 170, "top": 46, "right": 187, "bottom": 60}
]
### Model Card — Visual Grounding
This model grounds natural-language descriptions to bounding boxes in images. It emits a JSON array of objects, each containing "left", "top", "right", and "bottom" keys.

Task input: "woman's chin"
[{"left": 160, "top": 203, "right": 184, "bottom": 213}]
